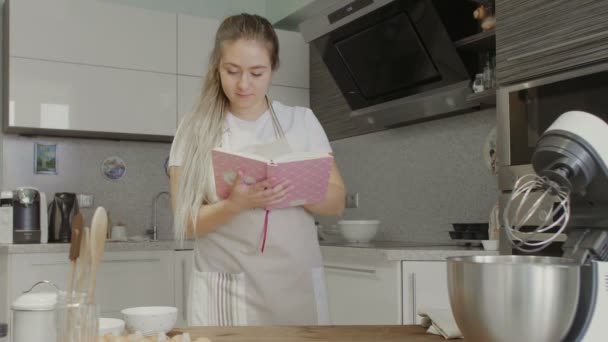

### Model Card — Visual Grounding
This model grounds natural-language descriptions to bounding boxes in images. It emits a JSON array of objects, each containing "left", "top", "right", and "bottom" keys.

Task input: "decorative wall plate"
[{"left": 101, "top": 156, "right": 127, "bottom": 181}]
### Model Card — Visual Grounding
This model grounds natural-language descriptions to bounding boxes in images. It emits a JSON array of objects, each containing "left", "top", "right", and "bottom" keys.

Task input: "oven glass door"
[{"left": 508, "top": 70, "right": 608, "bottom": 165}]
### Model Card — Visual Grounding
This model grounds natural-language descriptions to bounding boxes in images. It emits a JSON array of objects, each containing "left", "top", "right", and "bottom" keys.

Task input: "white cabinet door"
[
  {"left": 173, "top": 250, "right": 194, "bottom": 327},
  {"left": 177, "top": 15, "right": 309, "bottom": 89},
  {"left": 95, "top": 251, "right": 174, "bottom": 318},
  {"left": 178, "top": 77, "right": 310, "bottom": 127},
  {"left": 268, "top": 85, "right": 310, "bottom": 108},
  {"left": 8, "top": 251, "right": 174, "bottom": 318},
  {"left": 323, "top": 255, "right": 401, "bottom": 325},
  {"left": 177, "top": 75, "right": 202, "bottom": 125},
  {"left": 9, "top": 0, "right": 177, "bottom": 73},
  {"left": 402, "top": 261, "right": 451, "bottom": 324},
  {"left": 9, "top": 57, "right": 177, "bottom": 136},
  {"left": 274, "top": 29, "right": 309, "bottom": 88},
  {"left": 177, "top": 15, "right": 220, "bottom": 77}
]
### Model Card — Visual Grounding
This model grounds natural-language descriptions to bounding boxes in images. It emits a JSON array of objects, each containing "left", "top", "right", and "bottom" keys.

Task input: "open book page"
[
  {"left": 273, "top": 151, "right": 332, "bottom": 163},
  {"left": 212, "top": 148, "right": 268, "bottom": 199},
  {"left": 266, "top": 154, "right": 334, "bottom": 210}
]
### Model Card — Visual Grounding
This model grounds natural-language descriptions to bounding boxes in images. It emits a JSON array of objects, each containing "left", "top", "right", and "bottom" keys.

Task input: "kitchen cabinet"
[
  {"left": 8, "top": 0, "right": 177, "bottom": 74},
  {"left": 177, "top": 15, "right": 309, "bottom": 89},
  {"left": 268, "top": 85, "right": 310, "bottom": 108},
  {"left": 177, "top": 15, "right": 220, "bottom": 78},
  {"left": 177, "top": 75, "right": 310, "bottom": 125},
  {"left": 401, "top": 261, "right": 451, "bottom": 324},
  {"left": 8, "top": 57, "right": 177, "bottom": 138},
  {"left": 178, "top": 75, "right": 202, "bottom": 124},
  {"left": 4, "top": 251, "right": 174, "bottom": 319},
  {"left": 496, "top": 0, "right": 608, "bottom": 85},
  {"left": 174, "top": 250, "right": 194, "bottom": 327},
  {"left": 321, "top": 247, "right": 453, "bottom": 326},
  {"left": 323, "top": 253, "right": 402, "bottom": 325}
]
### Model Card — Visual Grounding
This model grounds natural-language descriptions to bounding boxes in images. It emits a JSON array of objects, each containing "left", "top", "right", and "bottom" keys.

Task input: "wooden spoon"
[
  {"left": 76, "top": 226, "right": 90, "bottom": 294},
  {"left": 88, "top": 207, "right": 108, "bottom": 304},
  {"left": 67, "top": 211, "right": 84, "bottom": 298}
]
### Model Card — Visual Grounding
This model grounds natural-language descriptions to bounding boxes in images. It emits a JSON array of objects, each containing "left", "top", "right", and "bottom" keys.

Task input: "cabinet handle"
[
  {"left": 411, "top": 273, "right": 417, "bottom": 324},
  {"left": 182, "top": 258, "right": 187, "bottom": 322},
  {"left": 102, "top": 258, "right": 161, "bottom": 263},
  {"left": 506, "top": 30, "right": 608, "bottom": 62},
  {"left": 324, "top": 265, "right": 376, "bottom": 274}
]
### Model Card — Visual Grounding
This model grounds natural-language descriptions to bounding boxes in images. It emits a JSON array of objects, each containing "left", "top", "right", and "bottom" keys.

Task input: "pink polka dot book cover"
[{"left": 212, "top": 148, "right": 333, "bottom": 210}]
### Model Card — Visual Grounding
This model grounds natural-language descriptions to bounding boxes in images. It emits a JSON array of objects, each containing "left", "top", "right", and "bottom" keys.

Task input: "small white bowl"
[
  {"left": 482, "top": 240, "right": 499, "bottom": 251},
  {"left": 338, "top": 220, "right": 380, "bottom": 243},
  {"left": 121, "top": 306, "right": 177, "bottom": 336},
  {"left": 99, "top": 318, "right": 125, "bottom": 336}
]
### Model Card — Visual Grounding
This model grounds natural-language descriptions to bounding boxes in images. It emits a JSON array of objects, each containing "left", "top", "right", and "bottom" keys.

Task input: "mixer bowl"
[{"left": 447, "top": 255, "right": 580, "bottom": 342}]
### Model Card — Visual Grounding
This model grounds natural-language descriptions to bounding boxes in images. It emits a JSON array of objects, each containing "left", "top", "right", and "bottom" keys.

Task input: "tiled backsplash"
[
  {"left": 2, "top": 108, "right": 497, "bottom": 243},
  {"left": 320, "top": 108, "right": 499, "bottom": 242},
  {"left": 2, "top": 135, "right": 174, "bottom": 240}
]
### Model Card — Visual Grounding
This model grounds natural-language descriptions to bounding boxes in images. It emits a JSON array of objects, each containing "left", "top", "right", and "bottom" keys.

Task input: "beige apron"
[{"left": 188, "top": 98, "right": 330, "bottom": 326}]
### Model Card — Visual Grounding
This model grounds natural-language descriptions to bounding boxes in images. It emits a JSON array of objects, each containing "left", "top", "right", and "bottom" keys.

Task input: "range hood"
[{"left": 299, "top": 0, "right": 480, "bottom": 129}]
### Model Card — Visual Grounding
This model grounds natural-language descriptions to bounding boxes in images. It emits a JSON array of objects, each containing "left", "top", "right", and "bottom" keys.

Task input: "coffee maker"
[
  {"left": 48, "top": 192, "right": 79, "bottom": 243},
  {"left": 12, "top": 187, "right": 48, "bottom": 244}
]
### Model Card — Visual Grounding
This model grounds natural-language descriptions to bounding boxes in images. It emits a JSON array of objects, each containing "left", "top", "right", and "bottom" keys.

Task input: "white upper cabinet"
[
  {"left": 9, "top": 0, "right": 177, "bottom": 73},
  {"left": 177, "top": 15, "right": 309, "bottom": 88},
  {"left": 10, "top": 57, "right": 177, "bottom": 136},
  {"left": 178, "top": 77, "right": 310, "bottom": 127},
  {"left": 177, "top": 15, "right": 221, "bottom": 77},
  {"left": 273, "top": 29, "right": 309, "bottom": 88},
  {"left": 268, "top": 85, "right": 310, "bottom": 108},
  {"left": 178, "top": 75, "right": 202, "bottom": 124}
]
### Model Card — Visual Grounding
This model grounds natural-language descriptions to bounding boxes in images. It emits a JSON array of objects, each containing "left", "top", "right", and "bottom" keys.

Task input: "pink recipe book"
[{"left": 211, "top": 148, "right": 334, "bottom": 210}]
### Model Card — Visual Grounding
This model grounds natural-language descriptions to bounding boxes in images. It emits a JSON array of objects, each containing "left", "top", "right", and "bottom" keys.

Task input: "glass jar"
[
  {"left": 55, "top": 291, "right": 99, "bottom": 342},
  {"left": 472, "top": 73, "right": 485, "bottom": 93}
]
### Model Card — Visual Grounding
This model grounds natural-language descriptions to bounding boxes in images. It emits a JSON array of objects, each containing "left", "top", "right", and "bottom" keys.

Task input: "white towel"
[{"left": 418, "top": 308, "right": 463, "bottom": 339}]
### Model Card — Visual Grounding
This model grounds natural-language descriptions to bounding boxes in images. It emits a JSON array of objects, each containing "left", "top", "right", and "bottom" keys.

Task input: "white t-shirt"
[{"left": 169, "top": 101, "right": 332, "bottom": 167}]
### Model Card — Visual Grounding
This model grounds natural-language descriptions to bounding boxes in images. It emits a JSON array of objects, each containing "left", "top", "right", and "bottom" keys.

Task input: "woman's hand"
[{"left": 227, "top": 171, "right": 292, "bottom": 212}]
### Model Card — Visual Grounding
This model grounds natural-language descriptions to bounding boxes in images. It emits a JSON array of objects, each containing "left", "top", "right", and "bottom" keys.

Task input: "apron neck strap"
[{"left": 266, "top": 96, "right": 285, "bottom": 140}]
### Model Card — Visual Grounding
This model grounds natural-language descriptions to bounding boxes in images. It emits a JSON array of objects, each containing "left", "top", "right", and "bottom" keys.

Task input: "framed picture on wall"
[{"left": 34, "top": 143, "right": 58, "bottom": 175}]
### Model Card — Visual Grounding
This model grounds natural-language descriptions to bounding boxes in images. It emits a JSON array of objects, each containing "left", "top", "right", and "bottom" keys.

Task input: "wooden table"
[{"left": 170, "top": 325, "right": 464, "bottom": 341}]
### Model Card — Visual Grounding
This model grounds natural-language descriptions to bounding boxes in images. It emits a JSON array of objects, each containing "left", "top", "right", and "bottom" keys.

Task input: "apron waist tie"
[{"left": 261, "top": 209, "right": 270, "bottom": 253}]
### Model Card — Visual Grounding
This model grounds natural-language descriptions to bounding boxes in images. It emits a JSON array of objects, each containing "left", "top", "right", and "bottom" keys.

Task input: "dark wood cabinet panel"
[
  {"left": 496, "top": 0, "right": 608, "bottom": 85},
  {"left": 309, "top": 45, "right": 381, "bottom": 141}
]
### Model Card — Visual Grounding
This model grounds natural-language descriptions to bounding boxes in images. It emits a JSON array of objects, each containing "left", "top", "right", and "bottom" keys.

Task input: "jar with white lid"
[{"left": 11, "top": 281, "right": 58, "bottom": 342}]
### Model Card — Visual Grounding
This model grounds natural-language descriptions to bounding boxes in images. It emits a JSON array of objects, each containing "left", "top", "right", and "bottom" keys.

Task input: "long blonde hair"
[{"left": 173, "top": 14, "right": 280, "bottom": 242}]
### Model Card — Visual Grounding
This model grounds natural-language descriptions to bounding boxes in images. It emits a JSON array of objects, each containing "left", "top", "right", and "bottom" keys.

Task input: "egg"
[{"left": 194, "top": 338, "right": 212, "bottom": 342}]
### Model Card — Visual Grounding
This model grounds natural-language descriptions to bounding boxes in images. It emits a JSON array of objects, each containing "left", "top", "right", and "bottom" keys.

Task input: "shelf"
[
  {"left": 467, "top": 88, "right": 496, "bottom": 106},
  {"left": 454, "top": 30, "right": 496, "bottom": 51}
]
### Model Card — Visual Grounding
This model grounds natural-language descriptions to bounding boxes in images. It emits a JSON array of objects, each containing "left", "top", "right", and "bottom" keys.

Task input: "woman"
[{"left": 168, "top": 13, "right": 345, "bottom": 326}]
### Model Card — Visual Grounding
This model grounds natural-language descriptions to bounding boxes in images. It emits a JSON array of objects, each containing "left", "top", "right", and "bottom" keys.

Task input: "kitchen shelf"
[
  {"left": 468, "top": 88, "right": 496, "bottom": 106},
  {"left": 454, "top": 30, "right": 496, "bottom": 51}
]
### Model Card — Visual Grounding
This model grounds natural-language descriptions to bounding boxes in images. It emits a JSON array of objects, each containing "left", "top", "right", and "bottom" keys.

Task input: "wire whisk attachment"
[{"left": 503, "top": 173, "right": 571, "bottom": 253}]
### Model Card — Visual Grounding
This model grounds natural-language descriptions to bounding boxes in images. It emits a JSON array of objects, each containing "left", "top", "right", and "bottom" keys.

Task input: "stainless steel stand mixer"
[{"left": 502, "top": 110, "right": 608, "bottom": 341}]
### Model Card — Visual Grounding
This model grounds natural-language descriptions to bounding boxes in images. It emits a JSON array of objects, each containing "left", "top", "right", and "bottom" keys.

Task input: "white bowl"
[
  {"left": 121, "top": 306, "right": 177, "bottom": 336},
  {"left": 338, "top": 220, "right": 380, "bottom": 243},
  {"left": 99, "top": 318, "right": 125, "bottom": 336},
  {"left": 482, "top": 240, "right": 499, "bottom": 251}
]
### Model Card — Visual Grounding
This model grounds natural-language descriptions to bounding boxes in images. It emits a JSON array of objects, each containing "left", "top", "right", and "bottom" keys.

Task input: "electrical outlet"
[
  {"left": 345, "top": 192, "right": 359, "bottom": 208},
  {"left": 77, "top": 194, "right": 94, "bottom": 208}
]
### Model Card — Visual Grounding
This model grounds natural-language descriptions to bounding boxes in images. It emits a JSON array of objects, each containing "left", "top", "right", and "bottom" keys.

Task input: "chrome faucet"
[{"left": 147, "top": 191, "right": 170, "bottom": 241}]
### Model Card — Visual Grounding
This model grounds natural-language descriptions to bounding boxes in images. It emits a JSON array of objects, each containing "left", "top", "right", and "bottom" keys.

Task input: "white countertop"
[
  {"left": 320, "top": 240, "right": 499, "bottom": 261},
  {"left": 0, "top": 240, "right": 194, "bottom": 254}
]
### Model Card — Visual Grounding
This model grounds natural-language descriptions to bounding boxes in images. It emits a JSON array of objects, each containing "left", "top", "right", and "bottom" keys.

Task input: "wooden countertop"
[{"left": 170, "top": 325, "right": 463, "bottom": 341}]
